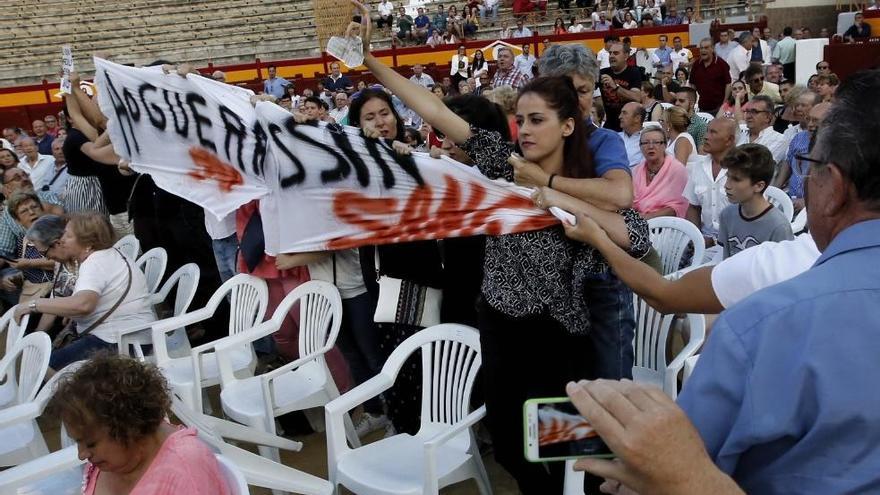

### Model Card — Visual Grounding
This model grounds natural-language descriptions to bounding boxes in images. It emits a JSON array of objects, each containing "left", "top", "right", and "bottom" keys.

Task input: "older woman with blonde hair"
[
  {"left": 662, "top": 105, "right": 700, "bottom": 169},
  {"left": 632, "top": 126, "right": 689, "bottom": 219},
  {"left": 50, "top": 354, "right": 230, "bottom": 494},
  {"left": 15, "top": 213, "right": 154, "bottom": 371},
  {"left": 484, "top": 85, "right": 519, "bottom": 140}
]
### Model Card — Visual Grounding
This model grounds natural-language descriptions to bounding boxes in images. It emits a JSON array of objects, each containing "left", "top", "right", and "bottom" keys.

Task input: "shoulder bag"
[{"left": 372, "top": 247, "right": 442, "bottom": 328}]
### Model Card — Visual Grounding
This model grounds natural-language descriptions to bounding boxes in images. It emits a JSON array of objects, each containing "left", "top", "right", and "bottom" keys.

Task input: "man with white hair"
[
  {"left": 491, "top": 46, "right": 527, "bottom": 90},
  {"left": 16, "top": 137, "right": 54, "bottom": 190}
]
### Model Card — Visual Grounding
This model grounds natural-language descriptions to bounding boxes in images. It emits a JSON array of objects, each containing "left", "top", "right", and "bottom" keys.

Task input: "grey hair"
[
  {"left": 751, "top": 94, "right": 775, "bottom": 112},
  {"left": 496, "top": 46, "right": 515, "bottom": 58},
  {"left": 536, "top": 44, "right": 599, "bottom": 84},
  {"left": 641, "top": 125, "right": 668, "bottom": 143},
  {"left": 813, "top": 70, "right": 880, "bottom": 208},
  {"left": 783, "top": 85, "right": 810, "bottom": 106},
  {"left": 26, "top": 214, "right": 66, "bottom": 247},
  {"left": 699, "top": 37, "right": 714, "bottom": 47}
]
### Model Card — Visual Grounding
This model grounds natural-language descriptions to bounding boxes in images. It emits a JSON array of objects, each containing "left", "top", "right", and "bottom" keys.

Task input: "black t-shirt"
[
  {"left": 62, "top": 128, "right": 105, "bottom": 177},
  {"left": 599, "top": 66, "right": 643, "bottom": 131},
  {"left": 653, "top": 80, "right": 681, "bottom": 102}
]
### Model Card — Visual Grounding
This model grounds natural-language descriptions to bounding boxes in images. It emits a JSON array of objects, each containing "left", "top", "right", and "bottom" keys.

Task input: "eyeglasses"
[
  {"left": 639, "top": 140, "right": 667, "bottom": 147},
  {"left": 750, "top": 76, "right": 764, "bottom": 83}
]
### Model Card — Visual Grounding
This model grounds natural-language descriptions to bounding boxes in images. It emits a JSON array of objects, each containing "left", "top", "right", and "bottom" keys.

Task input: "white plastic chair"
[
  {"left": 325, "top": 323, "right": 490, "bottom": 495},
  {"left": 695, "top": 111, "right": 715, "bottom": 122},
  {"left": 116, "top": 263, "right": 201, "bottom": 357},
  {"left": 563, "top": 459, "right": 585, "bottom": 495},
  {"left": 682, "top": 354, "right": 700, "bottom": 386},
  {"left": 0, "top": 445, "right": 83, "bottom": 493},
  {"left": 632, "top": 292, "right": 705, "bottom": 400},
  {"left": 151, "top": 274, "right": 268, "bottom": 412},
  {"left": 171, "top": 396, "right": 332, "bottom": 495},
  {"left": 0, "top": 332, "right": 52, "bottom": 467},
  {"left": 647, "top": 217, "right": 705, "bottom": 275},
  {"left": 113, "top": 233, "right": 140, "bottom": 259},
  {"left": 216, "top": 454, "right": 250, "bottom": 495},
  {"left": 0, "top": 310, "right": 29, "bottom": 408},
  {"left": 0, "top": 360, "right": 84, "bottom": 468},
  {"left": 764, "top": 186, "right": 794, "bottom": 222},
  {"left": 216, "top": 281, "right": 357, "bottom": 465},
  {"left": 791, "top": 207, "right": 808, "bottom": 234},
  {"left": 135, "top": 247, "right": 168, "bottom": 294}
]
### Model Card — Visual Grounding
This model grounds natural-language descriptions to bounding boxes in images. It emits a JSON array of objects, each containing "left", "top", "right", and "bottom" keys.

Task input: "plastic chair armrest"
[
  {"left": 0, "top": 445, "right": 83, "bottom": 488},
  {"left": 0, "top": 401, "right": 41, "bottom": 429},
  {"left": 325, "top": 374, "right": 394, "bottom": 417},
  {"left": 423, "top": 405, "right": 486, "bottom": 451},
  {"left": 207, "top": 415, "right": 303, "bottom": 451}
]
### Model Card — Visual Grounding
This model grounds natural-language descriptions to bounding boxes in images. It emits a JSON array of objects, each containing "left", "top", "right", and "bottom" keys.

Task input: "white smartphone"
[{"left": 523, "top": 397, "right": 614, "bottom": 462}]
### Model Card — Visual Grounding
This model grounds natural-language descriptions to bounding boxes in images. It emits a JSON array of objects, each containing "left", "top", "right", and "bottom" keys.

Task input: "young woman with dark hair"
[{"left": 349, "top": 3, "right": 651, "bottom": 491}]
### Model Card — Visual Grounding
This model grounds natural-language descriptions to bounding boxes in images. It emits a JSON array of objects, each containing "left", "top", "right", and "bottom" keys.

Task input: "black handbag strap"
[{"left": 77, "top": 248, "right": 133, "bottom": 338}]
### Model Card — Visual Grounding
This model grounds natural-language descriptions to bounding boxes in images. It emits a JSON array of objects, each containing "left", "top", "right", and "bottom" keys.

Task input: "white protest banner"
[
  {"left": 93, "top": 58, "right": 269, "bottom": 220},
  {"left": 94, "top": 59, "right": 558, "bottom": 254}
]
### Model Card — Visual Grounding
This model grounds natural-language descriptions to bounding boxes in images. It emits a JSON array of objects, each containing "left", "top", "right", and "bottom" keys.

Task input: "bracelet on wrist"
[{"left": 548, "top": 173, "right": 557, "bottom": 189}]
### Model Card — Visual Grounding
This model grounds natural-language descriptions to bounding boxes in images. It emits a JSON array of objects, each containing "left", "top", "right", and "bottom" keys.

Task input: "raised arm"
[
  {"left": 562, "top": 211, "right": 723, "bottom": 314},
  {"left": 352, "top": 0, "right": 472, "bottom": 144},
  {"left": 63, "top": 88, "right": 99, "bottom": 142},
  {"left": 533, "top": 186, "right": 633, "bottom": 249}
]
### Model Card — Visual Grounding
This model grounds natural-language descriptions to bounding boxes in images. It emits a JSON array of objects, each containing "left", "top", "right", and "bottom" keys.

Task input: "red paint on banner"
[{"left": 187, "top": 147, "right": 244, "bottom": 192}]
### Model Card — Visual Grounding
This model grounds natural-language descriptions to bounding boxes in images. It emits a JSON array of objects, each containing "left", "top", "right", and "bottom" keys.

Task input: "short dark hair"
[
  {"left": 603, "top": 34, "right": 619, "bottom": 43},
  {"left": 751, "top": 94, "right": 775, "bottom": 113},
  {"left": 743, "top": 64, "right": 764, "bottom": 82},
  {"left": 348, "top": 88, "right": 407, "bottom": 140},
  {"left": 677, "top": 86, "right": 698, "bottom": 103},
  {"left": 783, "top": 27, "right": 793, "bottom": 36},
  {"left": 622, "top": 36, "right": 631, "bottom": 44},
  {"left": 304, "top": 96, "right": 324, "bottom": 108},
  {"left": 443, "top": 94, "right": 511, "bottom": 141},
  {"left": 721, "top": 144, "right": 775, "bottom": 192},
  {"left": 267, "top": 64, "right": 277, "bottom": 70},
  {"left": 814, "top": 69, "right": 880, "bottom": 209}
]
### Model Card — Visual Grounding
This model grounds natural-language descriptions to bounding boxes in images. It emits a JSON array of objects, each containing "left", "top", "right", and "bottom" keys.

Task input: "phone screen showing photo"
[{"left": 537, "top": 401, "right": 612, "bottom": 459}]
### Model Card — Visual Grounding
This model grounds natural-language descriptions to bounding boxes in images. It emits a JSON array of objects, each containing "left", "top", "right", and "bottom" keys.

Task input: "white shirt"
[
  {"left": 512, "top": 27, "right": 532, "bottom": 38},
  {"left": 0, "top": 138, "right": 12, "bottom": 151},
  {"left": 514, "top": 54, "right": 536, "bottom": 78},
  {"left": 204, "top": 211, "right": 236, "bottom": 240},
  {"left": 623, "top": 20, "right": 638, "bottom": 29},
  {"left": 18, "top": 154, "right": 55, "bottom": 191},
  {"left": 75, "top": 248, "right": 156, "bottom": 343},
  {"left": 450, "top": 54, "right": 469, "bottom": 77},
  {"left": 567, "top": 23, "right": 585, "bottom": 33},
  {"left": 597, "top": 48, "right": 611, "bottom": 69},
  {"left": 378, "top": 0, "right": 394, "bottom": 16},
  {"left": 737, "top": 126, "right": 788, "bottom": 164},
  {"left": 667, "top": 132, "right": 701, "bottom": 169},
  {"left": 618, "top": 130, "right": 644, "bottom": 167},
  {"left": 409, "top": 73, "right": 435, "bottom": 87},
  {"left": 714, "top": 40, "right": 739, "bottom": 61},
  {"left": 782, "top": 123, "right": 805, "bottom": 150},
  {"left": 329, "top": 106, "right": 349, "bottom": 123},
  {"left": 726, "top": 44, "right": 751, "bottom": 81},
  {"left": 670, "top": 48, "right": 692, "bottom": 71},
  {"left": 683, "top": 154, "right": 729, "bottom": 238},
  {"left": 307, "top": 248, "right": 367, "bottom": 300},
  {"left": 45, "top": 164, "right": 69, "bottom": 197},
  {"left": 711, "top": 234, "right": 819, "bottom": 308}
]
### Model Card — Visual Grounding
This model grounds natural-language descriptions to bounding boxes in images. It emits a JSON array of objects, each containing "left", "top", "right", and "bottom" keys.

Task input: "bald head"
[
  {"left": 620, "top": 102, "right": 645, "bottom": 134},
  {"left": 704, "top": 117, "right": 737, "bottom": 156}
]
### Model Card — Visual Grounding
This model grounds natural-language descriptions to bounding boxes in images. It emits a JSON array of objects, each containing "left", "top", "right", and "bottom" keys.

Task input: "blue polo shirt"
[
  {"left": 679, "top": 218, "right": 880, "bottom": 493},
  {"left": 588, "top": 121, "right": 632, "bottom": 177}
]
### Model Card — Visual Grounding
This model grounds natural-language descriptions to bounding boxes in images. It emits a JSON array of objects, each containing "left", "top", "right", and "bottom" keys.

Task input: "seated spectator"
[
  {"left": 49, "top": 354, "right": 231, "bottom": 494},
  {"left": 426, "top": 28, "right": 444, "bottom": 47},
  {"left": 447, "top": 5, "right": 464, "bottom": 40},
  {"left": 717, "top": 144, "right": 793, "bottom": 258},
  {"left": 654, "top": 64, "right": 680, "bottom": 103},
  {"left": 330, "top": 92, "right": 350, "bottom": 125},
  {"left": 738, "top": 95, "right": 788, "bottom": 164},
  {"left": 618, "top": 102, "right": 644, "bottom": 168},
  {"left": 815, "top": 73, "right": 838, "bottom": 102},
  {"left": 395, "top": 6, "right": 414, "bottom": 44},
  {"left": 816, "top": 60, "right": 831, "bottom": 76},
  {"left": 46, "top": 138, "right": 70, "bottom": 198},
  {"left": 780, "top": 89, "right": 819, "bottom": 147},
  {"left": 413, "top": 7, "right": 431, "bottom": 42},
  {"left": 641, "top": 14, "right": 655, "bottom": 27},
  {"left": 766, "top": 63, "right": 784, "bottom": 84},
  {"left": 644, "top": 0, "right": 662, "bottom": 22},
  {"left": 31, "top": 120, "right": 53, "bottom": 155},
  {"left": 594, "top": 11, "right": 612, "bottom": 30},
  {"left": 777, "top": 102, "right": 830, "bottom": 210},
  {"left": 16, "top": 137, "right": 55, "bottom": 191},
  {"left": 458, "top": 80, "right": 472, "bottom": 94},
  {"left": 7, "top": 192, "right": 55, "bottom": 302},
  {"left": 376, "top": 0, "right": 394, "bottom": 32},
  {"left": 664, "top": 106, "right": 701, "bottom": 169},
  {"left": 743, "top": 64, "right": 781, "bottom": 104},
  {"left": 641, "top": 81, "right": 664, "bottom": 122},
  {"left": 591, "top": 99, "right": 607, "bottom": 127},
  {"left": 772, "top": 81, "right": 801, "bottom": 132},
  {"left": 44, "top": 115, "right": 59, "bottom": 138},
  {"left": 0, "top": 167, "right": 63, "bottom": 260},
  {"left": 322, "top": 62, "right": 354, "bottom": 93},
  {"left": 632, "top": 127, "right": 689, "bottom": 218},
  {"left": 685, "top": 118, "right": 737, "bottom": 249},
  {"left": 14, "top": 213, "right": 154, "bottom": 371},
  {"left": 463, "top": 7, "right": 479, "bottom": 38},
  {"left": 717, "top": 79, "right": 748, "bottom": 122},
  {"left": 22, "top": 215, "right": 74, "bottom": 333},
  {"left": 0, "top": 148, "right": 19, "bottom": 171},
  {"left": 431, "top": 3, "right": 447, "bottom": 33},
  {"left": 553, "top": 16, "right": 567, "bottom": 34},
  {"left": 510, "top": 17, "right": 532, "bottom": 37},
  {"left": 622, "top": 10, "right": 638, "bottom": 29},
  {"left": 566, "top": 16, "right": 585, "bottom": 32},
  {"left": 663, "top": 5, "right": 683, "bottom": 25},
  {"left": 844, "top": 12, "right": 871, "bottom": 41},
  {"left": 674, "top": 87, "right": 708, "bottom": 149},
  {"left": 675, "top": 67, "right": 690, "bottom": 87}
]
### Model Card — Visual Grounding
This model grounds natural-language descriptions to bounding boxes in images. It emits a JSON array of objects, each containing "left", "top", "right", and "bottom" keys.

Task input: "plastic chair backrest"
[
  {"left": 695, "top": 111, "right": 715, "bottom": 122},
  {"left": 421, "top": 326, "right": 482, "bottom": 426},
  {"left": 647, "top": 217, "right": 705, "bottom": 275},
  {"left": 682, "top": 354, "right": 700, "bottom": 386},
  {"left": 153, "top": 263, "right": 201, "bottom": 318},
  {"left": 216, "top": 454, "right": 249, "bottom": 495},
  {"left": 3, "top": 332, "right": 51, "bottom": 405},
  {"left": 34, "top": 360, "right": 86, "bottom": 406},
  {"left": 135, "top": 247, "right": 168, "bottom": 294},
  {"left": 113, "top": 234, "right": 140, "bottom": 259},
  {"left": 0, "top": 307, "right": 26, "bottom": 356},
  {"left": 632, "top": 293, "right": 674, "bottom": 389},
  {"left": 764, "top": 186, "right": 794, "bottom": 222},
  {"left": 293, "top": 281, "right": 342, "bottom": 359},
  {"left": 791, "top": 207, "right": 807, "bottom": 234},
  {"left": 226, "top": 274, "right": 270, "bottom": 336},
  {"left": 171, "top": 395, "right": 225, "bottom": 447}
]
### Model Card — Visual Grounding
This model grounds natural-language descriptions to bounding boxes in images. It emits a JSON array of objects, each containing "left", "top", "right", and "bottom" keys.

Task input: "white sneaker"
[
  {"left": 382, "top": 422, "right": 397, "bottom": 438},
  {"left": 355, "top": 412, "right": 389, "bottom": 437}
]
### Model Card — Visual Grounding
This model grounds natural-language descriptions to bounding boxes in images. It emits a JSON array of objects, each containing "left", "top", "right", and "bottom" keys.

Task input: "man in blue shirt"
[
  {"left": 262, "top": 65, "right": 290, "bottom": 99},
  {"left": 321, "top": 62, "right": 353, "bottom": 93},
  {"left": 651, "top": 35, "right": 674, "bottom": 73},
  {"left": 562, "top": 69, "right": 880, "bottom": 495}
]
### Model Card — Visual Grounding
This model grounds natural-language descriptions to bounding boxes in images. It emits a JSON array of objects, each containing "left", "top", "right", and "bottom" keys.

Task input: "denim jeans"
[
  {"left": 335, "top": 292, "right": 384, "bottom": 414},
  {"left": 583, "top": 271, "right": 635, "bottom": 380},
  {"left": 479, "top": 3, "right": 499, "bottom": 22},
  {"left": 211, "top": 234, "right": 239, "bottom": 284},
  {"left": 0, "top": 266, "right": 22, "bottom": 307},
  {"left": 50, "top": 334, "right": 117, "bottom": 371}
]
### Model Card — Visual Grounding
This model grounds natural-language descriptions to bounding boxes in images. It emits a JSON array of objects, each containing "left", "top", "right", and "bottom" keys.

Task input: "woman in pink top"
[
  {"left": 631, "top": 127, "right": 689, "bottom": 219},
  {"left": 48, "top": 354, "right": 230, "bottom": 495}
]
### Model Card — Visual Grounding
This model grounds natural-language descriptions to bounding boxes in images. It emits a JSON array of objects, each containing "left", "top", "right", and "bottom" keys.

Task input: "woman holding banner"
[{"left": 348, "top": 3, "right": 650, "bottom": 492}]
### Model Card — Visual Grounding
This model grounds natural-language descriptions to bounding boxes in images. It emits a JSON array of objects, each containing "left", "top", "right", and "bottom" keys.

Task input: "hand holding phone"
[{"left": 524, "top": 397, "right": 613, "bottom": 462}]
